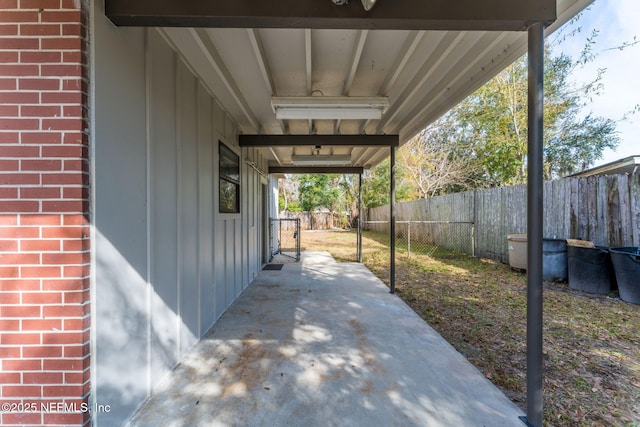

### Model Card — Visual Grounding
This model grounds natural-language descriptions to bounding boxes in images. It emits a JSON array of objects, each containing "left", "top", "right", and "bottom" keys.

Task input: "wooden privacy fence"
[
  {"left": 366, "top": 173, "right": 640, "bottom": 263},
  {"left": 278, "top": 211, "right": 351, "bottom": 230}
]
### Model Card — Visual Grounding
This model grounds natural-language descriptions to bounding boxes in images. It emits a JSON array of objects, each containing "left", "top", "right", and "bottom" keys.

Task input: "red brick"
[
  {"left": 0, "top": 51, "right": 19, "bottom": 62},
  {"left": 0, "top": 24, "right": 19, "bottom": 36},
  {"left": 43, "top": 252, "right": 86, "bottom": 265},
  {"left": 19, "top": 78, "right": 59, "bottom": 91},
  {"left": 0, "top": 224, "right": 38, "bottom": 238},
  {"left": 2, "top": 93, "right": 40, "bottom": 109},
  {"left": 0, "top": 200, "right": 39, "bottom": 212},
  {"left": 41, "top": 64, "right": 82, "bottom": 77},
  {"left": 2, "top": 385, "right": 42, "bottom": 398},
  {"left": 22, "top": 292, "right": 62, "bottom": 304},
  {"left": 63, "top": 290, "right": 86, "bottom": 304},
  {"left": 22, "top": 345, "right": 62, "bottom": 358},
  {"left": 0, "top": 372, "right": 21, "bottom": 383},
  {"left": 21, "top": 159, "right": 62, "bottom": 171},
  {"left": 20, "top": 187, "right": 61, "bottom": 199},
  {"left": 0, "top": 105, "right": 18, "bottom": 116},
  {"left": 0, "top": 11, "right": 39, "bottom": 23},
  {"left": 0, "top": 215, "right": 18, "bottom": 225},
  {"left": 0, "top": 305, "right": 40, "bottom": 317},
  {"left": 62, "top": 237, "right": 88, "bottom": 252},
  {"left": 43, "top": 304, "right": 83, "bottom": 317},
  {"left": 43, "top": 331, "right": 83, "bottom": 345},
  {"left": 62, "top": 131, "right": 86, "bottom": 144},
  {"left": 0, "top": 187, "right": 18, "bottom": 198},
  {"left": 63, "top": 264, "right": 89, "bottom": 279},
  {"left": 41, "top": 10, "right": 81, "bottom": 23},
  {"left": 62, "top": 187, "right": 89, "bottom": 200},
  {"left": 41, "top": 226, "right": 82, "bottom": 239},
  {"left": 43, "top": 413, "right": 86, "bottom": 425},
  {"left": 62, "top": 105, "right": 82, "bottom": 117},
  {"left": 62, "top": 318, "right": 83, "bottom": 330},
  {"left": 63, "top": 372, "right": 86, "bottom": 384},
  {"left": 0, "top": 37, "right": 39, "bottom": 49},
  {"left": 21, "top": 105, "right": 61, "bottom": 117},
  {"left": 0, "top": 292, "right": 20, "bottom": 304},
  {"left": 20, "top": 214, "right": 60, "bottom": 226},
  {"left": 41, "top": 91, "right": 82, "bottom": 104},
  {"left": 42, "top": 174, "right": 85, "bottom": 186},
  {"left": 1, "top": 332, "right": 40, "bottom": 345},
  {"left": 21, "top": 266, "right": 61, "bottom": 278},
  {"left": 20, "top": 23, "right": 61, "bottom": 36},
  {"left": 2, "top": 413, "right": 43, "bottom": 425},
  {"left": 42, "top": 118, "right": 82, "bottom": 131},
  {"left": 61, "top": 78, "right": 82, "bottom": 90},
  {"left": 3, "top": 359, "right": 42, "bottom": 372},
  {"left": 61, "top": 214, "right": 85, "bottom": 226},
  {"left": 63, "top": 343, "right": 87, "bottom": 358},
  {"left": 62, "top": 50, "right": 82, "bottom": 63},
  {"left": 0, "top": 238, "right": 19, "bottom": 251},
  {"left": 0, "top": 145, "right": 39, "bottom": 157},
  {"left": 21, "top": 131, "right": 62, "bottom": 144},
  {"left": 0, "top": 64, "right": 39, "bottom": 76},
  {"left": 0, "top": 159, "right": 19, "bottom": 170},
  {"left": 0, "top": 346, "right": 20, "bottom": 358},
  {"left": 0, "top": 319, "right": 19, "bottom": 331},
  {"left": 0, "top": 173, "right": 41, "bottom": 185},
  {"left": 22, "top": 318, "right": 62, "bottom": 330},
  {"left": 42, "top": 200, "right": 84, "bottom": 213},
  {"left": 61, "top": 23, "right": 81, "bottom": 36},
  {"left": 21, "top": 239, "right": 60, "bottom": 251},
  {"left": 21, "top": 0, "right": 61, "bottom": 10},
  {"left": 0, "top": 118, "right": 39, "bottom": 131},
  {"left": 61, "top": 0, "right": 81, "bottom": 9},
  {"left": 24, "top": 372, "right": 64, "bottom": 386},
  {"left": 0, "top": 78, "right": 17, "bottom": 90},
  {"left": 43, "top": 358, "right": 85, "bottom": 371},
  {"left": 41, "top": 145, "right": 82, "bottom": 158},
  {"left": 42, "top": 279, "right": 82, "bottom": 291},
  {"left": 0, "top": 252, "right": 40, "bottom": 264},
  {"left": 21, "top": 51, "right": 62, "bottom": 63},
  {"left": 0, "top": 278, "right": 39, "bottom": 291}
]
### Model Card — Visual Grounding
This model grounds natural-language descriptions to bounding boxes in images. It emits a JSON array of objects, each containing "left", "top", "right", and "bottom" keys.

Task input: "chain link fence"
[
  {"left": 270, "top": 218, "right": 301, "bottom": 262},
  {"left": 363, "top": 220, "right": 475, "bottom": 258}
]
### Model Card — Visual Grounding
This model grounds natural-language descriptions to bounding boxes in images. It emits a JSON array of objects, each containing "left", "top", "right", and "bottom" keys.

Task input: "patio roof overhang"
[{"left": 104, "top": 0, "right": 592, "bottom": 171}]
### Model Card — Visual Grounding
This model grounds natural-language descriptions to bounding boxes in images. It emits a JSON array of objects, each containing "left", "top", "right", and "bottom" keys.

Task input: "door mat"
[{"left": 263, "top": 264, "right": 284, "bottom": 271}]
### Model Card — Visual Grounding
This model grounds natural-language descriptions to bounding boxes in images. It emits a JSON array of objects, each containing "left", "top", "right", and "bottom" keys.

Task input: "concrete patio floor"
[{"left": 128, "top": 252, "right": 525, "bottom": 427}]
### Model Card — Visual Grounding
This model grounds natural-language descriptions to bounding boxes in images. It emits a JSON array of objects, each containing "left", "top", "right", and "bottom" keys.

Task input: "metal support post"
[
  {"left": 526, "top": 22, "right": 545, "bottom": 427},
  {"left": 390, "top": 146, "right": 396, "bottom": 294},
  {"left": 358, "top": 173, "right": 363, "bottom": 263}
]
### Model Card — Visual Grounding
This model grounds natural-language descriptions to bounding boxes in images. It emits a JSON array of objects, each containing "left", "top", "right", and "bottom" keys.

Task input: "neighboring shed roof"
[{"left": 569, "top": 155, "right": 640, "bottom": 177}]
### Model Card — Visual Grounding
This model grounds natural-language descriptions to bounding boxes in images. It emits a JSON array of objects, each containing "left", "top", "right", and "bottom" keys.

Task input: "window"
[{"left": 219, "top": 142, "right": 240, "bottom": 214}]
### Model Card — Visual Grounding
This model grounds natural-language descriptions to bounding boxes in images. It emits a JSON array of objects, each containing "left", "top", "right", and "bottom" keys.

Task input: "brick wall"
[{"left": 0, "top": 1, "right": 90, "bottom": 426}]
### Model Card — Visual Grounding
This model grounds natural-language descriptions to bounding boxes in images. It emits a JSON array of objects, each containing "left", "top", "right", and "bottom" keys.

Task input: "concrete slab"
[{"left": 128, "top": 252, "right": 525, "bottom": 427}]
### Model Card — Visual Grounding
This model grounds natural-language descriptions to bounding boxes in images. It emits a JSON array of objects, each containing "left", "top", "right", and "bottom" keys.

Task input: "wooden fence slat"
[{"left": 631, "top": 173, "right": 640, "bottom": 246}]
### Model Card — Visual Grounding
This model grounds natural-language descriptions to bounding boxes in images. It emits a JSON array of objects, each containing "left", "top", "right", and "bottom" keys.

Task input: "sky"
[{"left": 553, "top": 0, "right": 640, "bottom": 167}]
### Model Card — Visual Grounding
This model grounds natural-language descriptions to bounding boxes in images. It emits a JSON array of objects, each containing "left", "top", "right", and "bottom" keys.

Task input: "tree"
[
  {"left": 297, "top": 174, "right": 342, "bottom": 213},
  {"left": 362, "top": 158, "right": 413, "bottom": 208},
  {"left": 449, "top": 42, "right": 620, "bottom": 185}
]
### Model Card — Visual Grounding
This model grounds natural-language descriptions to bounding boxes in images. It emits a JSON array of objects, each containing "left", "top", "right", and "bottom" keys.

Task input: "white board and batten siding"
[{"left": 92, "top": 2, "right": 267, "bottom": 424}]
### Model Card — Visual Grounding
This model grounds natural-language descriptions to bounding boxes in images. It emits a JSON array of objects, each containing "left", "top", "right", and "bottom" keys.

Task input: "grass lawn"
[{"left": 301, "top": 229, "right": 640, "bottom": 426}]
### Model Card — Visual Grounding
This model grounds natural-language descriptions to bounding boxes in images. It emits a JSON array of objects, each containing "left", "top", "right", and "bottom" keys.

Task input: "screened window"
[{"left": 219, "top": 142, "right": 240, "bottom": 213}]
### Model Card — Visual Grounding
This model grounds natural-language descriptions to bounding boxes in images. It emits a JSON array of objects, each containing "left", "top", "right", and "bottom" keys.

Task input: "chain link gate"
[{"left": 270, "top": 218, "right": 301, "bottom": 262}]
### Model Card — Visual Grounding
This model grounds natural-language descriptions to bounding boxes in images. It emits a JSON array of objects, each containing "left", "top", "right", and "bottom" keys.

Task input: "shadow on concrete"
[{"left": 128, "top": 252, "right": 524, "bottom": 427}]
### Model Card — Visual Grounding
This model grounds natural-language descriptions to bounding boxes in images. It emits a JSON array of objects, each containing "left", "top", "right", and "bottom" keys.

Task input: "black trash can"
[
  {"left": 568, "top": 245, "right": 615, "bottom": 294},
  {"left": 609, "top": 247, "right": 640, "bottom": 304},
  {"left": 543, "top": 238, "right": 567, "bottom": 282}
]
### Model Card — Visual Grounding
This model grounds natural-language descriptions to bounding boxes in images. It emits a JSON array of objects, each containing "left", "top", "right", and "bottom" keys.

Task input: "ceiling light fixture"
[
  {"left": 272, "top": 96, "right": 389, "bottom": 120},
  {"left": 291, "top": 154, "right": 352, "bottom": 166},
  {"left": 330, "top": 0, "right": 378, "bottom": 11}
]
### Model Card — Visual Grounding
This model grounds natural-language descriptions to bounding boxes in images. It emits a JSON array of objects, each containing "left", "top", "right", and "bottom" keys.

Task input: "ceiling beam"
[
  {"left": 240, "top": 134, "right": 399, "bottom": 147},
  {"left": 269, "top": 166, "right": 364, "bottom": 175},
  {"left": 105, "top": 0, "right": 556, "bottom": 31}
]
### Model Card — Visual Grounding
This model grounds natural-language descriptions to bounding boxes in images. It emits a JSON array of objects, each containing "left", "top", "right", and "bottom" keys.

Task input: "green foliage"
[
  {"left": 298, "top": 174, "right": 343, "bottom": 212},
  {"left": 449, "top": 46, "right": 619, "bottom": 185},
  {"left": 362, "top": 158, "right": 413, "bottom": 208}
]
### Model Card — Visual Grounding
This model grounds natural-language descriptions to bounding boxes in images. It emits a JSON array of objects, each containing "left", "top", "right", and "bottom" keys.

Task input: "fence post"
[
  {"left": 407, "top": 221, "right": 411, "bottom": 258},
  {"left": 471, "top": 222, "right": 476, "bottom": 257}
]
